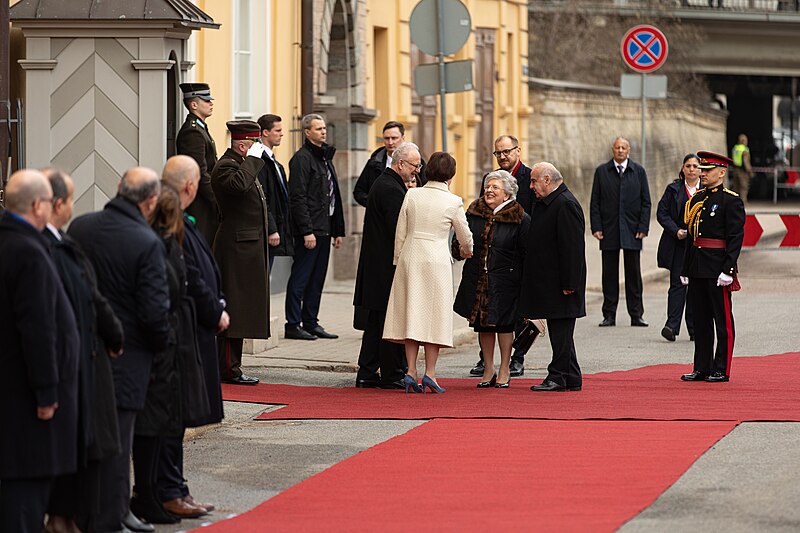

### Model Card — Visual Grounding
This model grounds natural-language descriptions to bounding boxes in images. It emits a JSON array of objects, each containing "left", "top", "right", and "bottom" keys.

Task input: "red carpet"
[
  {"left": 219, "top": 352, "right": 800, "bottom": 422},
  {"left": 197, "top": 419, "right": 737, "bottom": 532}
]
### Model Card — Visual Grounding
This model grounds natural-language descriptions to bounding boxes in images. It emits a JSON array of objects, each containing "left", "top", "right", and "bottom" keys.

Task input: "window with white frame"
[{"left": 234, "top": 0, "right": 252, "bottom": 117}]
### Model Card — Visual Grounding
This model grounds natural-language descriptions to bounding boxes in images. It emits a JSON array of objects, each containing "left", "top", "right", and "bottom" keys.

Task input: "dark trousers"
[
  {"left": 666, "top": 252, "right": 694, "bottom": 336},
  {"left": 49, "top": 460, "right": 101, "bottom": 532},
  {"left": 601, "top": 249, "right": 644, "bottom": 320},
  {"left": 96, "top": 408, "right": 136, "bottom": 532},
  {"left": 546, "top": 317, "right": 582, "bottom": 388},
  {"left": 157, "top": 433, "right": 188, "bottom": 502},
  {"left": 688, "top": 278, "right": 735, "bottom": 376},
  {"left": 285, "top": 235, "right": 331, "bottom": 329},
  {"left": 218, "top": 337, "right": 244, "bottom": 380},
  {"left": 0, "top": 476, "right": 52, "bottom": 533},
  {"left": 132, "top": 435, "right": 163, "bottom": 506},
  {"left": 356, "top": 308, "right": 405, "bottom": 384}
]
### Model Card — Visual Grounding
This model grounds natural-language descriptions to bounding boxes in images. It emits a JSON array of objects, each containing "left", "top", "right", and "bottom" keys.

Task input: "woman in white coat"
[{"left": 383, "top": 152, "right": 474, "bottom": 393}]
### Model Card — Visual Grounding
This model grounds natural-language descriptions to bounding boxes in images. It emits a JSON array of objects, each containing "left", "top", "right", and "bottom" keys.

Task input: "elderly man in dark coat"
[
  {"left": 69, "top": 167, "right": 171, "bottom": 533},
  {"left": 0, "top": 169, "right": 79, "bottom": 533},
  {"left": 521, "top": 162, "right": 586, "bottom": 392},
  {"left": 590, "top": 136, "right": 651, "bottom": 328},
  {"left": 353, "top": 142, "right": 421, "bottom": 389},
  {"left": 211, "top": 120, "right": 267, "bottom": 385}
]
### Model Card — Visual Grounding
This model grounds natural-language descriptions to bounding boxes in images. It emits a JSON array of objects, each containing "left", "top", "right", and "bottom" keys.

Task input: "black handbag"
[{"left": 512, "top": 319, "right": 545, "bottom": 353}]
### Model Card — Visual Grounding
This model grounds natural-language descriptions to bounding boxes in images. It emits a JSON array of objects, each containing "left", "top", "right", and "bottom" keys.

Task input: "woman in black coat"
[
  {"left": 656, "top": 153, "right": 701, "bottom": 342},
  {"left": 454, "top": 170, "right": 530, "bottom": 388}
]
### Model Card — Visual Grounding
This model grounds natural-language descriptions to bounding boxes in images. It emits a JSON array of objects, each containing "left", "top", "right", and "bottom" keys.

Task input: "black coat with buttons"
[{"left": 682, "top": 185, "right": 746, "bottom": 278}]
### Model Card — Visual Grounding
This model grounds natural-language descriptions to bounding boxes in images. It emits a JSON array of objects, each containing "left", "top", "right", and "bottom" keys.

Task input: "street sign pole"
[
  {"left": 436, "top": 0, "right": 448, "bottom": 153},
  {"left": 641, "top": 74, "right": 647, "bottom": 169}
]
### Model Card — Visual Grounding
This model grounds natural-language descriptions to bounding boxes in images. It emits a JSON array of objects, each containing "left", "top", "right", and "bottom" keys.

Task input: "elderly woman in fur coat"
[{"left": 453, "top": 170, "right": 531, "bottom": 388}]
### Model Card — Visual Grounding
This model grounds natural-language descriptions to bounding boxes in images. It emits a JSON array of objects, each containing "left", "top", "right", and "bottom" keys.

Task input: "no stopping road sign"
[{"left": 621, "top": 25, "right": 668, "bottom": 73}]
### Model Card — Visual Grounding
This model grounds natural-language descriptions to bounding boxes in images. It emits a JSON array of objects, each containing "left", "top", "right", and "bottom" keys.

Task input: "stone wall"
[{"left": 527, "top": 79, "right": 728, "bottom": 214}]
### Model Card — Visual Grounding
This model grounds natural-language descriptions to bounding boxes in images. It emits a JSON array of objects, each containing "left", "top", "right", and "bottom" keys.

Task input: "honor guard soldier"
[
  {"left": 177, "top": 82, "right": 219, "bottom": 246},
  {"left": 680, "top": 151, "right": 745, "bottom": 383}
]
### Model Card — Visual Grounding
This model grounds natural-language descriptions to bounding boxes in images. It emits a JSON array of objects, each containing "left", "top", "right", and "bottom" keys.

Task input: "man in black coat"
[
  {"left": 520, "top": 163, "right": 586, "bottom": 392},
  {"left": 353, "top": 120, "right": 427, "bottom": 206},
  {"left": 353, "top": 142, "right": 421, "bottom": 388},
  {"left": 590, "top": 136, "right": 651, "bottom": 328},
  {"left": 69, "top": 167, "right": 171, "bottom": 532},
  {"left": 43, "top": 169, "right": 125, "bottom": 533},
  {"left": 177, "top": 82, "right": 219, "bottom": 246},
  {"left": 0, "top": 169, "right": 79, "bottom": 533},
  {"left": 257, "top": 113, "right": 294, "bottom": 268},
  {"left": 285, "top": 113, "right": 346, "bottom": 340}
]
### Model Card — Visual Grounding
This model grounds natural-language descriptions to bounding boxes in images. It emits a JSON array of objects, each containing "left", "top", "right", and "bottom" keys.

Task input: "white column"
[
  {"left": 19, "top": 37, "right": 56, "bottom": 170},
  {"left": 132, "top": 38, "right": 174, "bottom": 171}
]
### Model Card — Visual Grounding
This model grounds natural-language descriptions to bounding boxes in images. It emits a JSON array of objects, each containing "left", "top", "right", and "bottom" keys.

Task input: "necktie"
[
  {"left": 617, "top": 165, "right": 624, "bottom": 177},
  {"left": 272, "top": 155, "right": 288, "bottom": 199},
  {"left": 326, "top": 161, "right": 335, "bottom": 216}
]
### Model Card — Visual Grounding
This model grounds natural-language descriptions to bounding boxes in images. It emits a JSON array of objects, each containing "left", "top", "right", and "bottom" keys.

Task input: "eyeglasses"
[
  {"left": 492, "top": 146, "right": 518, "bottom": 158},
  {"left": 400, "top": 159, "right": 423, "bottom": 170},
  {"left": 484, "top": 184, "right": 503, "bottom": 192}
]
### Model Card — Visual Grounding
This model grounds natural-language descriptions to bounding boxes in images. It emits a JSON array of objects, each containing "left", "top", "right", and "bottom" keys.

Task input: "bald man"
[
  {"left": 0, "top": 170, "right": 80, "bottom": 533},
  {"left": 69, "top": 167, "right": 171, "bottom": 532}
]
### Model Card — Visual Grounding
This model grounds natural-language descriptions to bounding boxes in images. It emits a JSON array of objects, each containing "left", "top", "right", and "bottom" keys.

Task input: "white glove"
[
  {"left": 680, "top": 276, "right": 689, "bottom": 286},
  {"left": 717, "top": 273, "right": 733, "bottom": 287},
  {"left": 246, "top": 142, "right": 265, "bottom": 158}
]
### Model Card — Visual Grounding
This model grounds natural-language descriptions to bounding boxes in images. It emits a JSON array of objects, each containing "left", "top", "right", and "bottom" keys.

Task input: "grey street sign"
[
  {"left": 621, "top": 74, "right": 668, "bottom": 99},
  {"left": 414, "top": 60, "right": 474, "bottom": 97},
  {"left": 409, "top": 0, "right": 471, "bottom": 56}
]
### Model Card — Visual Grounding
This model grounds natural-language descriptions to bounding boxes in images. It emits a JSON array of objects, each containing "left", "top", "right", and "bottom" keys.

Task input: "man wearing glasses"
[{"left": 470, "top": 135, "right": 535, "bottom": 378}]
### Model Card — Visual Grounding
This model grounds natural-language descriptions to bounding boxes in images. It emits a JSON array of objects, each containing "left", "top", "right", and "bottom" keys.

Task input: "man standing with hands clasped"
[{"left": 680, "top": 151, "right": 745, "bottom": 383}]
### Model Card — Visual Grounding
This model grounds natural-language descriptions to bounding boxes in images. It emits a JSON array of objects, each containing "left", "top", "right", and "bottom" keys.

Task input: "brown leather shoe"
[
  {"left": 184, "top": 494, "right": 215, "bottom": 512},
  {"left": 163, "top": 497, "right": 208, "bottom": 518}
]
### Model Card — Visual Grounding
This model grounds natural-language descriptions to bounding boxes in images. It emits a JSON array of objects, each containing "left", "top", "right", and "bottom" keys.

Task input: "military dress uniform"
[{"left": 681, "top": 151, "right": 745, "bottom": 382}]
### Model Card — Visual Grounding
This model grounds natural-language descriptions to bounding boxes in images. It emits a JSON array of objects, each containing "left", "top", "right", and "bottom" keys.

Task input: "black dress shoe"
[
  {"left": 530, "top": 379, "right": 567, "bottom": 392},
  {"left": 680, "top": 370, "right": 708, "bottom": 381},
  {"left": 355, "top": 377, "right": 381, "bottom": 388},
  {"left": 122, "top": 511, "right": 158, "bottom": 532},
  {"left": 705, "top": 371, "right": 730, "bottom": 382},
  {"left": 661, "top": 326, "right": 676, "bottom": 342},
  {"left": 379, "top": 379, "right": 405, "bottom": 390},
  {"left": 469, "top": 359, "right": 485, "bottom": 376},
  {"left": 631, "top": 317, "right": 649, "bottom": 327},
  {"left": 598, "top": 317, "right": 616, "bottom": 327},
  {"left": 509, "top": 359, "right": 525, "bottom": 377},
  {"left": 307, "top": 325, "right": 338, "bottom": 339},
  {"left": 566, "top": 384, "right": 582, "bottom": 391},
  {"left": 222, "top": 374, "right": 259, "bottom": 385},
  {"left": 285, "top": 326, "right": 318, "bottom": 340}
]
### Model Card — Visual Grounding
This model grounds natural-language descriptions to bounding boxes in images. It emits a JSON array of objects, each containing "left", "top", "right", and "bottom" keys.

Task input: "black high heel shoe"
[
  {"left": 402, "top": 374, "right": 422, "bottom": 394},
  {"left": 495, "top": 378, "right": 510, "bottom": 388},
  {"left": 477, "top": 373, "right": 497, "bottom": 388}
]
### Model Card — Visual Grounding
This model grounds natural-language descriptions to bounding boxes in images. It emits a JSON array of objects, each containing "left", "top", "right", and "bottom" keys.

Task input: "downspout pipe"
[{"left": 301, "top": 0, "right": 314, "bottom": 117}]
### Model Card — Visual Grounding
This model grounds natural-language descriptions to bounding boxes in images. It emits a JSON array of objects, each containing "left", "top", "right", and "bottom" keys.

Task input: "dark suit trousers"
[
  {"left": 666, "top": 251, "right": 694, "bottom": 336},
  {"left": 218, "top": 337, "right": 244, "bottom": 380},
  {"left": 688, "top": 278, "right": 735, "bottom": 376},
  {"left": 285, "top": 235, "right": 331, "bottom": 329},
  {"left": 0, "top": 476, "right": 53, "bottom": 533},
  {"left": 96, "top": 408, "right": 136, "bottom": 531},
  {"left": 601, "top": 249, "right": 644, "bottom": 320},
  {"left": 356, "top": 308, "right": 405, "bottom": 384},
  {"left": 157, "top": 433, "right": 188, "bottom": 502},
  {"left": 49, "top": 460, "right": 101, "bottom": 532},
  {"left": 546, "top": 317, "right": 582, "bottom": 388}
]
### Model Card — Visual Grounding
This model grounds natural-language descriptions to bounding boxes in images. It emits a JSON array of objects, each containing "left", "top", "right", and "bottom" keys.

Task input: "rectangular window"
[{"left": 234, "top": 0, "right": 252, "bottom": 117}]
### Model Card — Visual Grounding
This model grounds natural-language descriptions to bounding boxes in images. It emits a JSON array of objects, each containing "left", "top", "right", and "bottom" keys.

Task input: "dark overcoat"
[
  {"left": 289, "top": 139, "right": 346, "bottom": 238},
  {"left": 519, "top": 183, "right": 587, "bottom": 319},
  {"left": 590, "top": 158, "right": 651, "bottom": 250},
  {"left": 177, "top": 112, "right": 219, "bottom": 245},
  {"left": 183, "top": 216, "right": 225, "bottom": 425},
  {"left": 258, "top": 150, "right": 294, "bottom": 257},
  {"left": 353, "top": 168, "right": 407, "bottom": 311},
  {"left": 656, "top": 179, "right": 695, "bottom": 269},
  {"left": 453, "top": 198, "right": 530, "bottom": 327},
  {"left": 480, "top": 162, "right": 535, "bottom": 216},
  {"left": 69, "top": 196, "right": 171, "bottom": 410},
  {"left": 211, "top": 147, "right": 270, "bottom": 339},
  {"left": 0, "top": 214, "right": 80, "bottom": 479},
  {"left": 353, "top": 146, "right": 427, "bottom": 207},
  {"left": 45, "top": 229, "right": 124, "bottom": 464}
]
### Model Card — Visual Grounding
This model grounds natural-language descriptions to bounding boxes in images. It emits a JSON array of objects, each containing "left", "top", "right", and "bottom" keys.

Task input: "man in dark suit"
[
  {"left": 0, "top": 169, "right": 79, "bottom": 533},
  {"left": 590, "top": 136, "right": 651, "bottom": 328},
  {"left": 211, "top": 120, "right": 268, "bottom": 385},
  {"left": 177, "top": 82, "right": 219, "bottom": 246},
  {"left": 69, "top": 167, "right": 171, "bottom": 533},
  {"left": 353, "top": 142, "right": 421, "bottom": 389},
  {"left": 521, "top": 162, "right": 586, "bottom": 392},
  {"left": 470, "top": 134, "right": 535, "bottom": 378},
  {"left": 257, "top": 113, "right": 293, "bottom": 269}
]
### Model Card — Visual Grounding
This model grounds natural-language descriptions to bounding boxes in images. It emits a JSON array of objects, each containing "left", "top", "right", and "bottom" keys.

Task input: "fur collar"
[{"left": 466, "top": 197, "right": 525, "bottom": 224}]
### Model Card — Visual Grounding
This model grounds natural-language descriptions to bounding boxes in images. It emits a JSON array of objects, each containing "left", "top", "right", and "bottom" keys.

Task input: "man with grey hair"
[
  {"left": 286, "top": 113, "right": 345, "bottom": 340},
  {"left": 521, "top": 162, "right": 586, "bottom": 392},
  {"left": 353, "top": 142, "right": 421, "bottom": 388},
  {"left": 69, "top": 167, "right": 171, "bottom": 532},
  {"left": 0, "top": 169, "right": 79, "bottom": 533}
]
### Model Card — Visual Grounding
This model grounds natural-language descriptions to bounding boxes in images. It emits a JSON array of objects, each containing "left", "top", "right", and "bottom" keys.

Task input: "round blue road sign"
[{"left": 621, "top": 25, "right": 668, "bottom": 73}]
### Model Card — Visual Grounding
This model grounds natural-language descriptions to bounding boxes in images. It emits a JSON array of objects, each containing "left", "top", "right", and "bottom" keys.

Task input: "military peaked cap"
[{"left": 180, "top": 82, "right": 214, "bottom": 101}]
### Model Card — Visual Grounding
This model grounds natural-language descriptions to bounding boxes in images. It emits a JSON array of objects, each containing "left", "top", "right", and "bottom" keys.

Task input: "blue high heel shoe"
[
  {"left": 403, "top": 374, "right": 422, "bottom": 394},
  {"left": 421, "top": 375, "right": 446, "bottom": 393}
]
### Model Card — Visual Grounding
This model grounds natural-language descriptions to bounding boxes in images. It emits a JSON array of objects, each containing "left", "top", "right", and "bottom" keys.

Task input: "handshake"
[{"left": 246, "top": 141, "right": 266, "bottom": 158}]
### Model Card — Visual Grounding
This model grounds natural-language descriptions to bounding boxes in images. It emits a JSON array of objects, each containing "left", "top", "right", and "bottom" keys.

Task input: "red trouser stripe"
[{"left": 722, "top": 289, "right": 734, "bottom": 376}]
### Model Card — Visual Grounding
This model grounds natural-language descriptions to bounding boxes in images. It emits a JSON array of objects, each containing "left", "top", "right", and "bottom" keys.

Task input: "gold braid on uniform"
[{"left": 684, "top": 194, "right": 706, "bottom": 239}]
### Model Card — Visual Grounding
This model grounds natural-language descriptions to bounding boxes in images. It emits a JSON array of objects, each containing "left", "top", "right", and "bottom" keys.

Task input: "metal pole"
[
  {"left": 641, "top": 73, "right": 647, "bottom": 169},
  {"left": 436, "top": 0, "right": 447, "bottom": 152}
]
